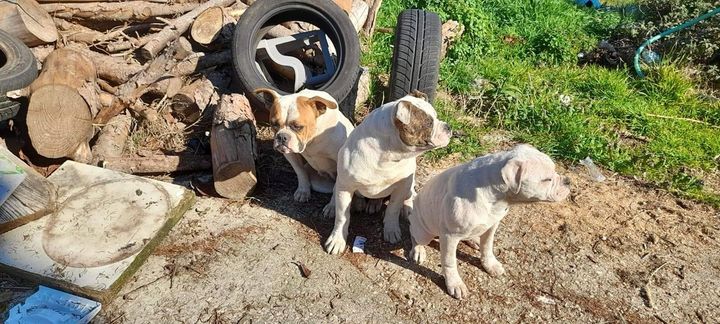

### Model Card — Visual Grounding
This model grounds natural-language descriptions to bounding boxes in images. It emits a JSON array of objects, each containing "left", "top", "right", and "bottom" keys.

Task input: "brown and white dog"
[
  {"left": 254, "top": 88, "right": 353, "bottom": 215},
  {"left": 408, "top": 144, "right": 571, "bottom": 299}
]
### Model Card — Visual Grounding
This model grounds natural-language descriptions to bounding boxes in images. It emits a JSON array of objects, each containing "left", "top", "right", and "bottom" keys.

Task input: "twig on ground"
[
  {"left": 645, "top": 113, "right": 720, "bottom": 129},
  {"left": 643, "top": 261, "right": 669, "bottom": 308}
]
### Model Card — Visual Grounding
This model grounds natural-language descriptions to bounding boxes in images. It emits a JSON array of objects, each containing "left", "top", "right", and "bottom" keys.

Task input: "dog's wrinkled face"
[
  {"left": 393, "top": 92, "right": 452, "bottom": 151},
  {"left": 255, "top": 88, "right": 338, "bottom": 154},
  {"left": 501, "top": 145, "right": 571, "bottom": 202}
]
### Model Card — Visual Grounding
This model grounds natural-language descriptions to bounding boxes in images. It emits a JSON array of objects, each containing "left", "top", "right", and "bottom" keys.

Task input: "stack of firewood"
[{"left": 0, "top": 0, "right": 378, "bottom": 199}]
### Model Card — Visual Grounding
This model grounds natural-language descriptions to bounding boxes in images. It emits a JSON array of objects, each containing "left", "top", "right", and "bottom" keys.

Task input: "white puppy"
[
  {"left": 409, "top": 144, "right": 571, "bottom": 299},
  {"left": 254, "top": 88, "right": 353, "bottom": 215},
  {"left": 324, "top": 92, "right": 452, "bottom": 254}
]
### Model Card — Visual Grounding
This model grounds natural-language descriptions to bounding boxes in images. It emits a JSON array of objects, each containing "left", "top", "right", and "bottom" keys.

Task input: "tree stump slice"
[
  {"left": 27, "top": 85, "right": 93, "bottom": 159},
  {"left": 211, "top": 94, "right": 257, "bottom": 199}
]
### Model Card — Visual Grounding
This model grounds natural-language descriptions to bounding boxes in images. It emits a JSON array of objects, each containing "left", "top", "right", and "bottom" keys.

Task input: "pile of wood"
[{"left": 1, "top": 0, "right": 379, "bottom": 200}]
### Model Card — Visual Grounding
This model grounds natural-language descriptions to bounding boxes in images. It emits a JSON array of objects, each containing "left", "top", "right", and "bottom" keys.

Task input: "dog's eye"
[
  {"left": 542, "top": 178, "right": 553, "bottom": 182},
  {"left": 290, "top": 124, "right": 304, "bottom": 132}
]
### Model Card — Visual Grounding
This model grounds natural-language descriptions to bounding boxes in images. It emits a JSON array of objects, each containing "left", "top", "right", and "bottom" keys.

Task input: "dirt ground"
[{"left": 3, "top": 130, "right": 719, "bottom": 323}]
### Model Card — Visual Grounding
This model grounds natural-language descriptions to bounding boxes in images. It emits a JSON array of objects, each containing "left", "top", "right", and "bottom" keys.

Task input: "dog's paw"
[
  {"left": 294, "top": 187, "right": 311, "bottom": 202},
  {"left": 409, "top": 245, "right": 426, "bottom": 264},
  {"left": 482, "top": 258, "right": 505, "bottom": 277},
  {"left": 445, "top": 276, "right": 469, "bottom": 299},
  {"left": 324, "top": 232, "right": 347, "bottom": 255},
  {"left": 366, "top": 198, "right": 384, "bottom": 214},
  {"left": 383, "top": 222, "right": 402, "bottom": 244},
  {"left": 321, "top": 202, "right": 335, "bottom": 218}
]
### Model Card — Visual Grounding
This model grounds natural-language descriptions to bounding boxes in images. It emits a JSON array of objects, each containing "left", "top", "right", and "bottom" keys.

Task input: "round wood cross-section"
[
  {"left": 27, "top": 85, "right": 93, "bottom": 159},
  {"left": 42, "top": 179, "right": 171, "bottom": 268}
]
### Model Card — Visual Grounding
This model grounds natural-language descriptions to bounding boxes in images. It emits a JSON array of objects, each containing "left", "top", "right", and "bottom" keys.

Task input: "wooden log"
[
  {"left": 54, "top": 18, "right": 105, "bottom": 44},
  {"left": 0, "top": 0, "right": 58, "bottom": 46},
  {"left": 441, "top": 20, "right": 464, "bottom": 59},
  {"left": 170, "top": 50, "right": 232, "bottom": 76},
  {"left": 190, "top": 2, "right": 247, "bottom": 45},
  {"left": 91, "top": 114, "right": 132, "bottom": 162},
  {"left": 0, "top": 146, "right": 57, "bottom": 234},
  {"left": 333, "top": 0, "right": 352, "bottom": 12},
  {"left": 99, "top": 155, "right": 212, "bottom": 173},
  {"left": 137, "top": 0, "right": 235, "bottom": 61},
  {"left": 143, "top": 76, "right": 184, "bottom": 99},
  {"left": 171, "top": 71, "right": 230, "bottom": 123},
  {"left": 362, "top": 0, "right": 382, "bottom": 37},
  {"left": 37, "top": 0, "right": 172, "bottom": 3},
  {"left": 349, "top": 0, "right": 369, "bottom": 32},
  {"left": 94, "top": 40, "right": 184, "bottom": 124},
  {"left": 211, "top": 93, "right": 257, "bottom": 199},
  {"left": 27, "top": 48, "right": 99, "bottom": 162},
  {"left": 105, "top": 35, "right": 152, "bottom": 53},
  {"left": 66, "top": 45, "right": 144, "bottom": 85},
  {"left": 40, "top": 1, "right": 196, "bottom": 22}
]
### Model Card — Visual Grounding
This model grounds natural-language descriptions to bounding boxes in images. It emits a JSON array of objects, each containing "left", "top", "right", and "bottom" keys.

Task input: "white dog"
[
  {"left": 409, "top": 144, "right": 571, "bottom": 299},
  {"left": 324, "top": 92, "right": 452, "bottom": 254},
  {"left": 254, "top": 88, "right": 353, "bottom": 215}
]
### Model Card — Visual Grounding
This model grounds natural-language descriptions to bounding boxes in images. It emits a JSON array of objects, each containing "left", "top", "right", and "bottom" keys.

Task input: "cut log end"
[
  {"left": 0, "top": 0, "right": 58, "bottom": 46},
  {"left": 191, "top": 7, "right": 226, "bottom": 45},
  {"left": 214, "top": 162, "right": 258, "bottom": 199},
  {"left": 27, "top": 85, "right": 93, "bottom": 159}
]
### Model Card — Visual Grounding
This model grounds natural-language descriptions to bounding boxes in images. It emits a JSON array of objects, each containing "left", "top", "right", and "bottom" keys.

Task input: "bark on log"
[
  {"left": 67, "top": 45, "right": 144, "bottom": 85},
  {"left": 0, "top": 0, "right": 58, "bottom": 46},
  {"left": 41, "top": 2, "right": 196, "bottom": 22},
  {"left": 0, "top": 146, "right": 57, "bottom": 234},
  {"left": 100, "top": 155, "right": 212, "bottom": 174},
  {"left": 27, "top": 48, "right": 99, "bottom": 162},
  {"left": 54, "top": 18, "right": 104, "bottom": 44},
  {"left": 211, "top": 94, "right": 257, "bottom": 199},
  {"left": 362, "top": 0, "right": 382, "bottom": 37},
  {"left": 171, "top": 71, "right": 230, "bottom": 123},
  {"left": 349, "top": 0, "right": 369, "bottom": 32},
  {"left": 94, "top": 40, "right": 184, "bottom": 124},
  {"left": 191, "top": 2, "right": 247, "bottom": 45},
  {"left": 137, "top": 0, "right": 235, "bottom": 60},
  {"left": 170, "top": 50, "right": 232, "bottom": 76},
  {"left": 105, "top": 35, "right": 152, "bottom": 53},
  {"left": 37, "top": 0, "right": 172, "bottom": 3},
  {"left": 143, "top": 76, "right": 184, "bottom": 99},
  {"left": 91, "top": 114, "right": 132, "bottom": 162}
]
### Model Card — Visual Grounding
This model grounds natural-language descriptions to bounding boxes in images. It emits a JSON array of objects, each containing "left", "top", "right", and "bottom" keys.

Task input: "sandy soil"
[{"left": 2, "top": 130, "right": 719, "bottom": 323}]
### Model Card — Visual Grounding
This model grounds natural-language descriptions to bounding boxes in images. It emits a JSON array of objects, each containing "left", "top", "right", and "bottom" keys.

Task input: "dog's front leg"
[
  {"left": 479, "top": 222, "right": 505, "bottom": 277},
  {"left": 321, "top": 184, "right": 336, "bottom": 218},
  {"left": 284, "top": 153, "right": 311, "bottom": 202},
  {"left": 324, "top": 189, "right": 353, "bottom": 254},
  {"left": 441, "top": 234, "right": 468, "bottom": 299}
]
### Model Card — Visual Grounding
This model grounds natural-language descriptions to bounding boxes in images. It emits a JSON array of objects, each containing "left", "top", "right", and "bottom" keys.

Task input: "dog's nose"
[
  {"left": 276, "top": 133, "right": 290, "bottom": 144},
  {"left": 563, "top": 177, "right": 571, "bottom": 186},
  {"left": 443, "top": 123, "right": 452, "bottom": 134}
]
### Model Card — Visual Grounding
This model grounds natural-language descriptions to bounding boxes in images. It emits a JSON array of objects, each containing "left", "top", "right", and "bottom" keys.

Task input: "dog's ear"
[
  {"left": 395, "top": 100, "right": 418, "bottom": 125},
  {"left": 304, "top": 96, "right": 338, "bottom": 115},
  {"left": 410, "top": 90, "right": 429, "bottom": 101},
  {"left": 501, "top": 158, "right": 528, "bottom": 194},
  {"left": 253, "top": 88, "right": 279, "bottom": 105}
]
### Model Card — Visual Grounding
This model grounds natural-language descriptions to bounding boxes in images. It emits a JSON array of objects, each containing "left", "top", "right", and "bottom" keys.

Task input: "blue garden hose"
[{"left": 634, "top": 6, "right": 720, "bottom": 78}]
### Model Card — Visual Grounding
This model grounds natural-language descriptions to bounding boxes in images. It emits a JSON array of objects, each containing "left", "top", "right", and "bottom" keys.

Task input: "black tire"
[
  {"left": 0, "top": 96, "right": 21, "bottom": 122},
  {"left": 0, "top": 30, "right": 38, "bottom": 94},
  {"left": 389, "top": 9, "right": 442, "bottom": 103},
  {"left": 232, "top": 0, "right": 360, "bottom": 108}
]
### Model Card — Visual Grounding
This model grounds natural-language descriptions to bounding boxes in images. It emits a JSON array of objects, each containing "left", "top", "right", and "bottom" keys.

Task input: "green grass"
[{"left": 363, "top": 0, "right": 720, "bottom": 207}]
